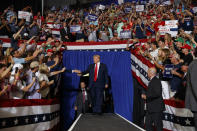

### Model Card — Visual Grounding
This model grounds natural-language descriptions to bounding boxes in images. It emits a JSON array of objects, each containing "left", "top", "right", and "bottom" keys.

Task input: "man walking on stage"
[
  {"left": 141, "top": 67, "right": 165, "bottom": 131},
  {"left": 75, "top": 55, "right": 109, "bottom": 115}
]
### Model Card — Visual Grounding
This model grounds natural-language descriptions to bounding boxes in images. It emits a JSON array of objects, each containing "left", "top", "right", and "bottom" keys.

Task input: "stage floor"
[{"left": 68, "top": 113, "right": 145, "bottom": 131}]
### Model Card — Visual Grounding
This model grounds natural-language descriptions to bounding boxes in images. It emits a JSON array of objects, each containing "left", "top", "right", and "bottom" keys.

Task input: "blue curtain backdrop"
[{"left": 61, "top": 50, "right": 134, "bottom": 130}]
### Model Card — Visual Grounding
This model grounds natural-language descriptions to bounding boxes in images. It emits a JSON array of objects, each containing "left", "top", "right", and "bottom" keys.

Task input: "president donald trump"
[{"left": 75, "top": 55, "right": 109, "bottom": 115}]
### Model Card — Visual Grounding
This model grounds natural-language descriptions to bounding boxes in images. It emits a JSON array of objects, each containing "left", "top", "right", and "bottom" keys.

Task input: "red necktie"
[{"left": 94, "top": 63, "right": 98, "bottom": 82}]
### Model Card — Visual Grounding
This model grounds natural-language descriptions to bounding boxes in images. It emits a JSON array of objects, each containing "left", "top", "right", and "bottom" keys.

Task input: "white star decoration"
[
  {"left": 14, "top": 119, "right": 18, "bottom": 125},
  {"left": 34, "top": 117, "right": 38, "bottom": 122},
  {"left": 177, "top": 118, "right": 179, "bottom": 122},
  {"left": 185, "top": 119, "right": 191, "bottom": 125},
  {"left": 165, "top": 115, "right": 168, "bottom": 119},
  {"left": 43, "top": 115, "right": 46, "bottom": 121},
  {"left": 2, "top": 121, "right": 6, "bottom": 126},
  {"left": 25, "top": 118, "right": 29, "bottom": 123}
]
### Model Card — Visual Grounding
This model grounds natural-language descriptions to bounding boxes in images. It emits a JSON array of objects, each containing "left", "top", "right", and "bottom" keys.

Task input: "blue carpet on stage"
[{"left": 61, "top": 51, "right": 133, "bottom": 130}]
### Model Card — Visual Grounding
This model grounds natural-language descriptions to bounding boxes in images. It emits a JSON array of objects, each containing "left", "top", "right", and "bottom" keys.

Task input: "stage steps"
[{"left": 68, "top": 113, "right": 145, "bottom": 131}]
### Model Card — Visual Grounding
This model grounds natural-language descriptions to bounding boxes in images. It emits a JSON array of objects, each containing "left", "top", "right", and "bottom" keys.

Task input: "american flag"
[
  {"left": 130, "top": 50, "right": 195, "bottom": 131},
  {"left": 0, "top": 99, "right": 60, "bottom": 131}
]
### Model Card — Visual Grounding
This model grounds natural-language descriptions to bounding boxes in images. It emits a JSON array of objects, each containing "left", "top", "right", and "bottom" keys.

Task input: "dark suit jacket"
[
  {"left": 60, "top": 27, "right": 70, "bottom": 42},
  {"left": 75, "top": 89, "right": 92, "bottom": 110},
  {"left": 82, "top": 63, "right": 109, "bottom": 88},
  {"left": 146, "top": 76, "right": 165, "bottom": 113},
  {"left": 185, "top": 59, "right": 197, "bottom": 112}
]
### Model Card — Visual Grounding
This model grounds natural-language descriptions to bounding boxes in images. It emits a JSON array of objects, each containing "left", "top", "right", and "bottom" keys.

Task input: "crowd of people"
[
  {"left": 0, "top": 0, "right": 197, "bottom": 130},
  {"left": 0, "top": 0, "right": 196, "bottom": 104}
]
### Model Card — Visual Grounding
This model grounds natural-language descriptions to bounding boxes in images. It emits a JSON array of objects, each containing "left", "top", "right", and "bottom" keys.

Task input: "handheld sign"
[
  {"left": 70, "top": 25, "right": 81, "bottom": 33},
  {"left": 162, "top": 0, "right": 171, "bottom": 5},
  {"left": 193, "top": 7, "right": 197, "bottom": 13},
  {"left": 163, "top": 64, "right": 174, "bottom": 78},
  {"left": 136, "top": 5, "right": 144, "bottom": 12},
  {"left": 99, "top": 5, "right": 105, "bottom": 10},
  {"left": 141, "top": 0, "right": 147, "bottom": 4},
  {"left": 88, "top": 14, "right": 98, "bottom": 21},
  {"left": 18, "top": 11, "right": 32, "bottom": 22},
  {"left": 125, "top": 8, "right": 132, "bottom": 13},
  {"left": 159, "top": 20, "right": 178, "bottom": 37},
  {"left": 159, "top": 26, "right": 170, "bottom": 35},
  {"left": 120, "top": 31, "right": 131, "bottom": 39}
]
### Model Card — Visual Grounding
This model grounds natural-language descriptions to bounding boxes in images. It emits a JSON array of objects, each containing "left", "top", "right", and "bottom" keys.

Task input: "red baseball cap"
[
  {"left": 47, "top": 49, "right": 53, "bottom": 53},
  {"left": 122, "top": 20, "right": 127, "bottom": 23},
  {"left": 181, "top": 44, "right": 191, "bottom": 50}
]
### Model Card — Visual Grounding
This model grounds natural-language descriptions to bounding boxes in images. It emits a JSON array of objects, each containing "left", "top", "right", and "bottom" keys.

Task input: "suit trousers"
[
  {"left": 90, "top": 85, "right": 104, "bottom": 113},
  {"left": 145, "top": 112, "right": 163, "bottom": 131},
  {"left": 76, "top": 102, "right": 89, "bottom": 117}
]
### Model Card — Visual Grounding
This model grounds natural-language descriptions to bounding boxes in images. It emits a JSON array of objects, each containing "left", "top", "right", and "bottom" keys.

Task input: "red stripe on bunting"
[
  {"left": 163, "top": 99, "right": 185, "bottom": 108},
  {"left": 163, "top": 128, "right": 172, "bottom": 131},
  {"left": 51, "top": 28, "right": 60, "bottom": 31},
  {"left": 0, "top": 38, "right": 11, "bottom": 43},
  {"left": 47, "top": 22, "right": 54, "bottom": 24},
  {"left": 131, "top": 49, "right": 155, "bottom": 68},
  {"left": 132, "top": 71, "right": 148, "bottom": 89},
  {"left": 0, "top": 99, "right": 59, "bottom": 108},
  {"left": 0, "top": 38, "right": 155, "bottom": 46}
]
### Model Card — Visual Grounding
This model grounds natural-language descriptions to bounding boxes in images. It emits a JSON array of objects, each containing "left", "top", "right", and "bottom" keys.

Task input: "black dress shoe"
[
  {"left": 92, "top": 113, "right": 97, "bottom": 115},
  {"left": 98, "top": 112, "right": 103, "bottom": 116}
]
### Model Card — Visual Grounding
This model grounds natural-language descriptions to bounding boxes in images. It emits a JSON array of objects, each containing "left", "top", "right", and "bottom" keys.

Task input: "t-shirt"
[
  {"left": 11, "top": 37, "right": 19, "bottom": 50},
  {"left": 159, "top": 58, "right": 171, "bottom": 81},
  {"left": 135, "top": 24, "right": 145, "bottom": 39},
  {"left": 182, "top": 16, "right": 194, "bottom": 31},
  {"left": 182, "top": 53, "right": 193, "bottom": 65},
  {"left": 26, "top": 70, "right": 41, "bottom": 99},
  {"left": 154, "top": 21, "right": 165, "bottom": 32}
]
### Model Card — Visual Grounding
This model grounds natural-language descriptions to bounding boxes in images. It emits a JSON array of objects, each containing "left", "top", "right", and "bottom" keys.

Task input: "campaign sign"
[
  {"left": 165, "top": 20, "right": 178, "bottom": 28},
  {"left": 159, "top": 20, "right": 178, "bottom": 37},
  {"left": 120, "top": 31, "right": 131, "bottom": 39},
  {"left": 147, "top": 26, "right": 155, "bottom": 33},
  {"left": 99, "top": 5, "right": 105, "bottom": 10},
  {"left": 88, "top": 14, "right": 98, "bottom": 21},
  {"left": 141, "top": 0, "right": 147, "bottom": 4},
  {"left": 18, "top": 11, "right": 32, "bottom": 22},
  {"left": 163, "top": 64, "right": 174, "bottom": 78},
  {"left": 162, "top": 0, "right": 171, "bottom": 5},
  {"left": 159, "top": 26, "right": 170, "bottom": 35},
  {"left": 70, "top": 25, "right": 81, "bottom": 33},
  {"left": 193, "top": 7, "right": 197, "bottom": 13},
  {"left": 136, "top": 5, "right": 144, "bottom": 12},
  {"left": 125, "top": 8, "right": 132, "bottom": 13}
]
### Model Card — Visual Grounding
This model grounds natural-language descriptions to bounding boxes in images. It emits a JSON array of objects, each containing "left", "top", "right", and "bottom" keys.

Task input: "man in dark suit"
[
  {"left": 60, "top": 21, "right": 70, "bottom": 42},
  {"left": 142, "top": 67, "right": 165, "bottom": 131},
  {"left": 75, "top": 55, "right": 109, "bottom": 115},
  {"left": 75, "top": 81, "right": 92, "bottom": 117},
  {"left": 185, "top": 48, "right": 197, "bottom": 131}
]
